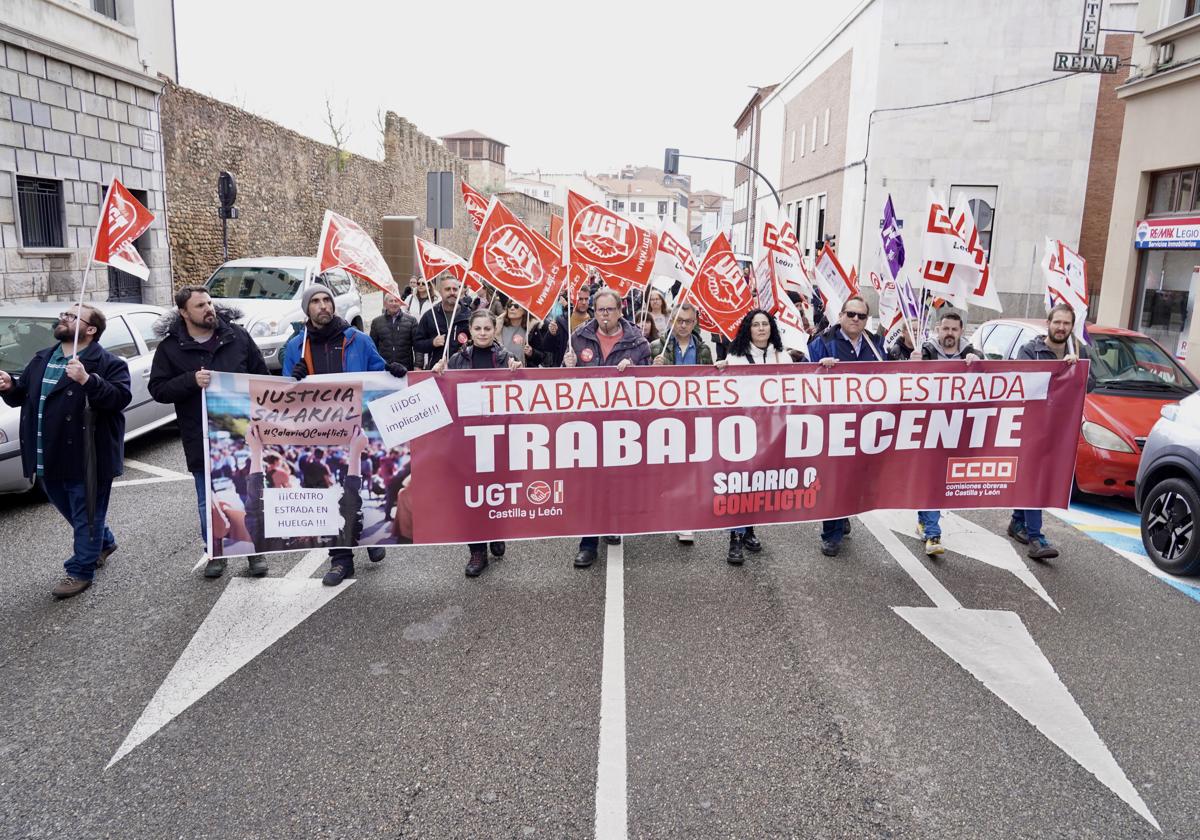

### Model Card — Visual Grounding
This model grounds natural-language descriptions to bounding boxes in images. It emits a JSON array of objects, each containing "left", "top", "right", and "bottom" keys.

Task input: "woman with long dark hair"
[
  {"left": 433, "top": 309, "right": 522, "bottom": 576},
  {"left": 714, "top": 308, "right": 795, "bottom": 564}
]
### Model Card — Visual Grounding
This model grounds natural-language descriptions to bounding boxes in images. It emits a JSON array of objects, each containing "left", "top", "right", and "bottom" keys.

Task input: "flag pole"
[
  {"left": 424, "top": 277, "right": 442, "bottom": 337},
  {"left": 440, "top": 279, "right": 467, "bottom": 363},
  {"left": 72, "top": 261, "right": 95, "bottom": 356}
]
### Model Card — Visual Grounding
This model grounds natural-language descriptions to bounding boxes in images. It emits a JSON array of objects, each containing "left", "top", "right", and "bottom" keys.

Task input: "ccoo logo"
[{"left": 945, "top": 457, "right": 1019, "bottom": 484}]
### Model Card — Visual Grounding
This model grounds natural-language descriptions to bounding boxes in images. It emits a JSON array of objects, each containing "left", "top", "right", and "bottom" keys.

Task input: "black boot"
[
  {"left": 742, "top": 527, "right": 762, "bottom": 553},
  {"left": 465, "top": 548, "right": 488, "bottom": 577},
  {"left": 246, "top": 555, "right": 268, "bottom": 577},
  {"left": 489, "top": 541, "right": 506, "bottom": 557},
  {"left": 727, "top": 532, "right": 745, "bottom": 565}
]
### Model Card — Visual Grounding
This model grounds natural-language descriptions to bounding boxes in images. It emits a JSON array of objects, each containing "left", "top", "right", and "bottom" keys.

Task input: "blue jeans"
[
  {"left": 731, "top": 527, "right": 746, "bottom": 536},
  {"left": 41, "top": 478, "right": 115, "bottom": 582},
  {"left": 918, "top": 510, "right": 941, "bottom": 538},
  {"left": 192, "top": 471, "right": 208, "bottom": 546},
  {"left": 821, "top": 518, "right": 848, "bottom": 543},
  {"left": 1011, "top": 510, "right": 1044, "bottom": 541}
]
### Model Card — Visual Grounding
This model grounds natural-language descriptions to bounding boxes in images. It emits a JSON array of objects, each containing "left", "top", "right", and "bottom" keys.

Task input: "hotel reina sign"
[{"left": 1054, "top": 1, "right": 1120, "bottom": 74}]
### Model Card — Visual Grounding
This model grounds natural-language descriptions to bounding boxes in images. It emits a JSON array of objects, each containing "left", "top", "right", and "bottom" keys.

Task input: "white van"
[{"left": 202, "top": 257, "right": 365, "bottom": 370}]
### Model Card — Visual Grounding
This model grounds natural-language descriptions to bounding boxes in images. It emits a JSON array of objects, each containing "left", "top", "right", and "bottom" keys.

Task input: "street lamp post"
[{"left": 663, "top": 147, "right": 782, "bottom": 208}]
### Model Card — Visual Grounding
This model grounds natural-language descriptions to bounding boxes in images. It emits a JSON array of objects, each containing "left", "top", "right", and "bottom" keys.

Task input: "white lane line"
[
  {"left": 112, "top": 475, "right": 191, "bottom": 488},
  {"left": 858, "top": 512, "right": 960, "bottom": 608},
  {"left": 123, "top": 459, "right": 192, "bottom": 480},
  {"left": 594, "top": 540, "right": 628, "bottom": 840}
]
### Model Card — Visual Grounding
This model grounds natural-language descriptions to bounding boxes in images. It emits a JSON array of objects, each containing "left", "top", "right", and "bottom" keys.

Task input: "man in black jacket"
[
  {"left": 369, "top": 292, "right": 418, "bottom": 371},
  {"left": 0, "top": 305, "right": 131, "bottom": 598},
  {"left": 413, "top": 274, "right": 472, "bottom": 369},
  {"left": 148, "top": 285, "right": 270, "bottom": 579}
]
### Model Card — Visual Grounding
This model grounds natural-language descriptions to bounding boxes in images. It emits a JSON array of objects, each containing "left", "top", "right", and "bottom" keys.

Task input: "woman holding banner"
[
  {"left": 433, "top": 309, "right": 523, "bottom": 576},
  {"left": 714, "top": 309, "right": 793, "bottom": 564}
]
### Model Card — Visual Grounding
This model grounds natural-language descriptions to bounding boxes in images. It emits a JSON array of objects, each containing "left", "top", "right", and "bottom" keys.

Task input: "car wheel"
[{"left": 1140, "top": 477, "right": 1200, "bottom": 575}]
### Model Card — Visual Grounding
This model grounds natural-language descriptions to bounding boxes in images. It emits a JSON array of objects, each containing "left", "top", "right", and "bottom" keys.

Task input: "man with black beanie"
[{"left": 281, "top": 282, "right": 407, "bottom": 585}]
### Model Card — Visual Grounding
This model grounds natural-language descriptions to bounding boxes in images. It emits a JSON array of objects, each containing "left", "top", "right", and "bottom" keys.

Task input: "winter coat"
[
  {"left": 414, "top": 305, "right": 472, "bottom": 368},
  {"left": 282, "top": 317, "right": 386, "bottom": 376},
  {"left": 657, "top": 330, "right": 714, "bottom": 365},
  {"left": 446, "top": 342, "right": 518, "bottom": 370},
  {"left": 1, "top": 339, "right": 131, "bottom": 484},
  {"left": 921, "top": 340, "right": 978, "bottom": 361},
  {"left": 149, "top": 306, "right": 269, "bottom": 473},
  {"left": 807, "top": 326, "right": 886, "bottom": 362},
  {"left": 726, "top": 344, "right": 793, "bottom": 365},
  {"left": 369, "top": 311, "right": 417, "bottom": 371},
  {"left": 1017, "top": 335, "right": 1064, "bottom": 361},
  {"left": 529, "top": 315, "right": 569, "bottom": 367},
  {"left": 569, "top": 319, "right": 652, "bottom": 367}
]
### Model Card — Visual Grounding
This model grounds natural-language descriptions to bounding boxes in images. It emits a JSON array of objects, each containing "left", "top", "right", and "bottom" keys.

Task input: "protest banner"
[
  {"left": 204, "top": 371, "right": 413, "bottom": 557},
  {"left": 408, "top": 360, "right": 1088, "bottom": 544},
  {"left": 469, "top": 196, "right": 567, "bottom": 320}
]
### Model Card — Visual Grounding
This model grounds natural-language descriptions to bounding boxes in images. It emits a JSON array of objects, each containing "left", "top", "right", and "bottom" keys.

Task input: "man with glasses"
[
  {"left": 652, "top": 301, "right": 713, "bottom": 545},
  {"left": 563, "top": 287, "right": 651, "bottom": 567},
  {"left": 807, "top": 295, "right": 887, "bottom": 557},
  {"left": 0, "top": 306, "right": 132, "bottom": 598}
]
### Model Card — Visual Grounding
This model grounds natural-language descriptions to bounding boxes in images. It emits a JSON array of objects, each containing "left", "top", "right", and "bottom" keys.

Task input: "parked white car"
[
  {"left": 0, "top": 301, "right": 175, "bottom": 494},
  {"left": 202, "top": 257, "right": 365, "bottom": 370}
]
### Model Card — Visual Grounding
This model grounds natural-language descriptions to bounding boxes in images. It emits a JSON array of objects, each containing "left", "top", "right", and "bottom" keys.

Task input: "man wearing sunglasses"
[
  {"left": 0, "top": 305, "right": 131, "bottom": 598},
  {"left": 807, "top": 295, "right": 886, "bottom": 557}
]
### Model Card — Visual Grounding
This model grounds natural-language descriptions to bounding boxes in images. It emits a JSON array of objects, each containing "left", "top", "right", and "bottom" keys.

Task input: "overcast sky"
[{"left": 174, "top": 0, "right": 857, "bottom": 197}]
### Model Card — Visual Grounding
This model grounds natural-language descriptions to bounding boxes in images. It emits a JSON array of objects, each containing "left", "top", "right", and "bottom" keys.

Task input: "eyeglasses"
[
  {"left": 59, "top": 311, "right": 92, "bottom": 326},
  {"left": 843, "top": 311, "right": 869, "bottom": 321},
  {"left": 595, "top": 306, "right": 619, "bottom": 314},
  {"left": 507, "top": 303, "right": 522, "bottom": 310}
]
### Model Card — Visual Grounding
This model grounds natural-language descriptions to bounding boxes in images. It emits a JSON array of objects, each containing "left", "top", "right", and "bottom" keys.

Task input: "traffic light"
[{"left": 663, "top": 148, "right": 680, "bottom": 175}]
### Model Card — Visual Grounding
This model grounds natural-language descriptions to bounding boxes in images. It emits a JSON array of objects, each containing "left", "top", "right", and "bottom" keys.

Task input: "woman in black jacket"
[{"left": 433, "top": 309, "right": 521, "bottom": 575}]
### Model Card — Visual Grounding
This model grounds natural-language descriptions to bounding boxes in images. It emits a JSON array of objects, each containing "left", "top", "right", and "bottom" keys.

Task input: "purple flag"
[{"left": 881, "top": 195, "right": 905, "bottom": 280}]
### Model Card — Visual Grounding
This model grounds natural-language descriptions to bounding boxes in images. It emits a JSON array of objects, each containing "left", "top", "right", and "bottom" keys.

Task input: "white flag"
[{"left": 1041, "top": 237, "right": 1089, "bottom": 344}]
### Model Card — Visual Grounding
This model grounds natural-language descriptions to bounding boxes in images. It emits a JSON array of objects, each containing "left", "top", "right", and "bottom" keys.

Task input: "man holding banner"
[
  {"left": 149, "top": 285, "right": 270, "bottom": 578},
  {"left": 563, "top": 287, "right": 652, "bottom": 567},
  {"left": 283, "top": 283, "right": 406, "bottom": 586}
]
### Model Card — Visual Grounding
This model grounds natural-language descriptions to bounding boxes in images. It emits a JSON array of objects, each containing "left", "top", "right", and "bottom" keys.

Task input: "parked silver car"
[
  {"left": 202, "top": 257, "right": 365, "bottom": 371},
  {"left": 1135, "top": 392, "right": 1200, "bottom": 576},
  {"left": 0, "top": 301, "right": 175, "bottom": 494}
]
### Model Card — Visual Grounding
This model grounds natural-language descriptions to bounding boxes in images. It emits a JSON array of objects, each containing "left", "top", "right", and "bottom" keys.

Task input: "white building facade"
[
  {"left": 1, "top": 0, "right": 176, "bottom": 304},
  {"left": 748, "top": 0, "right": 1137, "bottom": 318}
]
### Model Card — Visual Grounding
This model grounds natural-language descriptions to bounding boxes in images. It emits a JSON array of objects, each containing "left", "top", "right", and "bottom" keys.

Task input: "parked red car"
[{"left": 971, "top": 319, "right": 1198, "bottom": 498}]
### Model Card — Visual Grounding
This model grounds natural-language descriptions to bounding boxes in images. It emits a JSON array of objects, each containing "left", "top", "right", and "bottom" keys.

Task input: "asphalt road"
[{"left": 1, "top": 425, "right": 1197, "bottom": 839}]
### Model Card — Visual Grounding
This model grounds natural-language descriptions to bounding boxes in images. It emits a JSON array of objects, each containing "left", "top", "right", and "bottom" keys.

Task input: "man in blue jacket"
[
  {"left": 283, "top": 283, "right": 407, "bottom": 585},
  {"left": 807, "top": 295, "right": 886, "bottom": 557},
  {"left": 0, "top": 305, "right": 132, "bottom": 598}
]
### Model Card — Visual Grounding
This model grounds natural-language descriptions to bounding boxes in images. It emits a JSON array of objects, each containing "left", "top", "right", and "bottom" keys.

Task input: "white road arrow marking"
[
  {"left": 594, "top": 540, "right": 628, "bottom": 840},
  {"left": 859, "top": 512, "right": 1159, "bottom": 830},
  {"left": 107, "top": 549, "right": 345, "bottom": 768},
  {"left": 111, "top": 458, "right": 193, "bottom": 487},
  {"left": 872, "top": 509, "right": 1059, "bottom": 611}
]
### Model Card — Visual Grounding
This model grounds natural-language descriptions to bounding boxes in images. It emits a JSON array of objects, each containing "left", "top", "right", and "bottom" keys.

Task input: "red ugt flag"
[
  {"left": 565, "top": 190, "right": 656, "bottom": 294},
  {"left": 683, "top": 232, "right": 752, "bottom": 341},
  {"left": 316, "top": 210, "right": 399, "bottom": 296},
  {"left": 93, "top": 178, "right": 154, "bottom": 280},
  {"left": 462, "top": 181, "right": 489, "bottom": 232},
  {"left": 414, "top": 236, "right": 482, "bottom": 293},
  {"left": 469, "top": 196, "right": 567, "bottom": 321}
]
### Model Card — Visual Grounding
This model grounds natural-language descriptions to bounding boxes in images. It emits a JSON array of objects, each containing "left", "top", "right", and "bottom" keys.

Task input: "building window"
[
  {"left": 92, "top": 0, "right": 118, "bottom": 19},
  {"left": 823, "top": 108, "right": 830, "bottom": 145},
  {"left": 657, "top": 201, "right": 668, "bottom": 215},
  {"left": 949, "top": 185, "right": 998, "bottom": 253},
  {"left": 630, "top": 201, "right": 645, "bottom": 213},
  {"left": 15, "top": 176, "right": 65, "bottom": 249},
  {"left": 1149, "top": 167, "right": 1199, "bottom": 215}
]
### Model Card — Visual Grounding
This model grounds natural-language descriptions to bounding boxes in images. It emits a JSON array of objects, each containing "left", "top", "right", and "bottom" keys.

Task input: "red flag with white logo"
[
  {"left": 316, "top": 210, "right": 399, "bottom": 296},
  {"left": 681, "top": 232, "right": 752, "bottom": 341},
  {"left": 414, "top": 236, "right": 481, "bottom": 293},
  {"left": 565, "top": 190, "right": 657, "bottom": 293},
  {"left": 469, "top": 196, "right": 567, "bottom": 321},
  {"left": 461, "top": 181, "right": 489, "bottom": 232},
  {"left": 93, "top": 178, "right": 154, "bottom": 280}
]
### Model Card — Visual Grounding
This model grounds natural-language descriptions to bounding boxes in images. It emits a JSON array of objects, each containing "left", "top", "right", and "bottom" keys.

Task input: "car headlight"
[
  {"left": 1080, "top": 420, "right": 1135, "bottom": 453},
  {"left": 249, "top": 319, "right": 288, "bottom": 338}
]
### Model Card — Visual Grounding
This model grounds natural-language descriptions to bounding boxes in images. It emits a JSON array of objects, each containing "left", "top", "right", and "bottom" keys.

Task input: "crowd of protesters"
[{"left": 0, "top": 266, "right": 1078, "bottom": 599}]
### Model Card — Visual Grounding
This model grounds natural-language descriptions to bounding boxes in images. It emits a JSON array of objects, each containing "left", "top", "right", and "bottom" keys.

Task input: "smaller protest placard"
[
  {"left": 264, "top": 487, "right": 343, "bottom": 538},
  {"left": 248, "top": 376, "right": 363, "bottom": 446},
  {"left": 367, "top": 376, "right": 453, "bottom": 448}
]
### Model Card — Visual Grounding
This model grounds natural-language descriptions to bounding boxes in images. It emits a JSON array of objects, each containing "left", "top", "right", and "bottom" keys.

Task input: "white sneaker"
[{"left": 676, "top": 531, "right": 695, "bottom": 544}]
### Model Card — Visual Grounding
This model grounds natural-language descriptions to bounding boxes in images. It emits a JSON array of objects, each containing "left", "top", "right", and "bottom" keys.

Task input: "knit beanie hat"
[{"left": 301, "top": 282, "right": 336, "bottom": 317}]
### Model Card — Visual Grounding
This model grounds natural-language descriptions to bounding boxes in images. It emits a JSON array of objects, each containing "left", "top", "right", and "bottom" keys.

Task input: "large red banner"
[{"left": 409, "top": 361, "right": 1088, "bottom": 544}]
